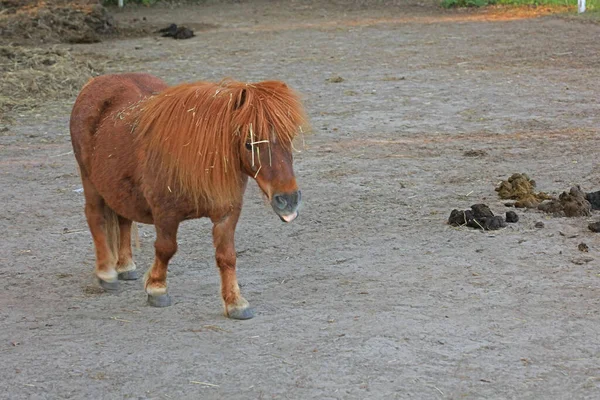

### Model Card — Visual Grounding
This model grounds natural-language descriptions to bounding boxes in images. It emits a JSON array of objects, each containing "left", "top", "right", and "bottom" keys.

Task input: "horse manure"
[
  {"left": 585, "top": 190, "right": 600, "bottom": 210},
  {"left": 578, "top": 243, "right": 589, "bottom": 252},
  {"left": 0, "top": 4, "right": 115, "bottom": 45},
  {"left": 495, "top": 173, "right": 553, "bottom": 208},
  {"left": 588, "top": 221, "right": 600, "bottom": 232},
  {"left": 448, "top": 203, "right": 510, "bottom": 231},
  {"left": 505, "top": 211, "right": 519, "bottom": 223},
  {"left": 157, "top": 23, "right": 195, "bottom": 39},
  {"left": 538, "top": 186, "right": 591, "bottom": 217}
]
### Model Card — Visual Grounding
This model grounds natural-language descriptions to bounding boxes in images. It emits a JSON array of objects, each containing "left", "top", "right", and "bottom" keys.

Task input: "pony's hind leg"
[
  {"left": 116, "top": 216, "right": 138, "bottom": 281},
  {"left": 82, "top": 178, "right": 119, "bottom": 291},
  {"left": 212, "top": 210, "right": 254, "bottom": 320},
  {"left": 144, "top": 221, "right": 179, "bottom": 307}
]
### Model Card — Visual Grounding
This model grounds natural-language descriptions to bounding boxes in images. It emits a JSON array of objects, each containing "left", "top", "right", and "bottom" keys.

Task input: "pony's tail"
[{"left": 103, "top": 206, "right": 121, "bottom": 263}]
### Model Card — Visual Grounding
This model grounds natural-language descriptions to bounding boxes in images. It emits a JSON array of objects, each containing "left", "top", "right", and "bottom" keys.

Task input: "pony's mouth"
[
  {"left": 270, "top": 190, "right": 301, "bottom": 223},
  {"left": 279, "top": 211, "right": 298, "bottom": 223}
]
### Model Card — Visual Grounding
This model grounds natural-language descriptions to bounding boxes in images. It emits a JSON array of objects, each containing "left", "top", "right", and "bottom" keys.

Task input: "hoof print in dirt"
[
  {"left": 157, "top": 24, "right": 195, "bottom": 39},
  {"left": 448, "top": 203, "right": 509, "bottom": 231},
  {"left": 505, "top": 211, "right": 519, "bottom": 223},
  {"left": 538, "top": 186, "right": 591, "bottom": 217}
]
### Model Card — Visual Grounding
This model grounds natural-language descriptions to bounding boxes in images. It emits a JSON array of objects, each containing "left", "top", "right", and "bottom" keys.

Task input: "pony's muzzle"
[{"left": 272, "top": 190, "right": 301, "bottom": 223}]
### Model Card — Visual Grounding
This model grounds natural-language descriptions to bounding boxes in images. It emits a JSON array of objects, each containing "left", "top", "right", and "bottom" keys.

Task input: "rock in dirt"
[
  {"left": 448, "top": 203, "right": 509, "bottom": 231},
  {"left": 578, "top": 243, "right": 589, "bottom": 252},
  {"left": 495, "top": 173, "right": 553, "bottom": 208},
  {"left": 538, "top": 186, "right": 591, "bottom": 217},
  {"left": 534, "top": 221, "right": 545, "bottom": 228},
  {"left": 157, "top": 24, "right": 195, "bottom": 40}
]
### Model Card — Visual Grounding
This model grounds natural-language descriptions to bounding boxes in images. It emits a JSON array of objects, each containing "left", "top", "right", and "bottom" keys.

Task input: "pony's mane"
[{"left": 133, "top": 79, "right": 308, "bottom": 210}]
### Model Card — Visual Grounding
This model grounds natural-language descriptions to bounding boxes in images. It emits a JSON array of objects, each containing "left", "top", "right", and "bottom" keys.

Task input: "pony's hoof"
[
  {"left": 98, "top": 279, "right": 119, "bottom": 292},
  {"left": 148, "top": 294, "right": 172, "bottom": 307},
  {"left": 227, "top": 307, "right": 255, "bottom": 320},
  {"left": 118, "top": 270, "right": 139, "bottom": 281}
]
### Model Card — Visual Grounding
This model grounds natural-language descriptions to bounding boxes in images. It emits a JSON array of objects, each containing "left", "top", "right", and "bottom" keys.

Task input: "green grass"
[
  {"left": 442, "top": 0, "right": 600, "bottom": 8},
  {"left": 498, "top": 0, "right": 598, "bottom": 6}
]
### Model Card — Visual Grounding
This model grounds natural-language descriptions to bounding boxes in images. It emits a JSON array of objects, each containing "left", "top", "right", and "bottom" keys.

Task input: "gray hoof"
[
  {"left": 98, "top": 279, "right": 119, "bottom": 292},
  {"left": 118, "top": 270, "right": 139, "bottom": 281},
  {"left": 228, "top": 307, "right": 255, "bottom": 320},
  {"left": 148, "top": 294, "right": 172, "bottom": 307}
]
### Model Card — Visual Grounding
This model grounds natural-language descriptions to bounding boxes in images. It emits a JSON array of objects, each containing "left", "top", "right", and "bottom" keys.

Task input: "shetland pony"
[{"left": 70, "top": 73, "right": 308, "bottom": 319}]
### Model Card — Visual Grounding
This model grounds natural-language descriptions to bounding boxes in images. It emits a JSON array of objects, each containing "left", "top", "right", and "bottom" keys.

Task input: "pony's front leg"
[
  {"left": 144, "top": 221, "right": 179, "bottom": 307},
  {"left": 212, "top": 211, "right": 254, "bottom": 320}
]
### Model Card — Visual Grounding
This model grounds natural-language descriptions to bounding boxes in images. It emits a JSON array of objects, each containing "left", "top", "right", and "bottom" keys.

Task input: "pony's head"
[
  {"left": 232, "top": 81, "right": 307, "bottom": 222},
  {"left": 135, "top": 79, "right": 309, "bottom": 221}
]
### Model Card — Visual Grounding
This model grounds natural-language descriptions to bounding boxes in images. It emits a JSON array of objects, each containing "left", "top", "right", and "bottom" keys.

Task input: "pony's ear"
[{"left": 234, "top": 88, "right": 247, "bottom": 110}]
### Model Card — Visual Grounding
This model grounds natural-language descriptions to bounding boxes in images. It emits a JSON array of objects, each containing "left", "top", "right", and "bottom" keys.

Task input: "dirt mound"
[
  {"left": 496, "top": 173, "right": 553, "bottom": 208},
  {"left": 448, "top": 203, "right": 517, "bottom": 231},
  {"left": 538, "top": 186, "right": 591, "bottom": 217},
  {"left": 0, "top": 3, "right": 115, "bottom": 45},
  {"left": 0, "top": 45, "right": 104, "bottom": 121}
]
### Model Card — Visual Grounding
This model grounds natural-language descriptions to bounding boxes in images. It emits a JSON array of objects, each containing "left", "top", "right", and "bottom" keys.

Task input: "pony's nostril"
[{"left": 274, "top": 194, "right": 287, "bottom": 209}]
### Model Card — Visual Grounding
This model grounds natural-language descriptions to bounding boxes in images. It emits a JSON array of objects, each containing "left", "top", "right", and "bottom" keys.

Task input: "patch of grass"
[
  {"left": 442, "top": 0, "right": 599, "bottom": 9},
  {"left": 498, "top": 0, "right": 598, "bottom": 8}
]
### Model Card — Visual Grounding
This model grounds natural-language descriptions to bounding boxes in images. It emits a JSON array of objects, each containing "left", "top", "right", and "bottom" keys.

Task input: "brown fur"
[
  {"left": 133, "top": 80, "right": 308, "bottom": 210},
  {"left": 70, "top": 73, "right": 308, "bottom": 317}
]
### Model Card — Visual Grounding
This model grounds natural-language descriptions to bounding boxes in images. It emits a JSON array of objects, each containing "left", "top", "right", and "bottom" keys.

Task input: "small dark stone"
[
  {"left": 534, "top": 221, "right": 544, "bottom": 228},
  {"left": 588, "top": 221, "right": 600, "bottom": 233},
  {"left": 505, "top": 211, "right": 519, "bottom": 223}
]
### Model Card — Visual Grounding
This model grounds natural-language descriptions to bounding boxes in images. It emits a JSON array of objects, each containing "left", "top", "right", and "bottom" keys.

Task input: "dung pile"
[
  {"left": 448, "top": 204, "right": 517, "bottom": 231},
  {"left": 495, "top": 173, "right": 553, "bottom": 208},
  {"left": 0, "top": 45, "right": 104, "bottom": 119},
  {"left": 0, "top": 3, "right": 115, "bottom": 45},
  {"left": 538, "top": 186, "right": 591, "bottom": 217}
]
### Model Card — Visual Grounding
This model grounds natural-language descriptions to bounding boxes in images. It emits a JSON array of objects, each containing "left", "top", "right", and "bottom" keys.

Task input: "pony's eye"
[{"left": 245, "top": 142, "right": 252, "bottom": 150}]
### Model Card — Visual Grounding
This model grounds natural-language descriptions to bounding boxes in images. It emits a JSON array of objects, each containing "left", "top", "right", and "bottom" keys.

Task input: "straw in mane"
[{"left": 132, "top": 79, "right": 308, "bottom": 210}]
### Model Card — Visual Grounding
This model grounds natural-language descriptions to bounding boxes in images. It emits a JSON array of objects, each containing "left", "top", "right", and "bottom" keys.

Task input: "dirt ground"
[{"left": 1, "top": 1, "right": 600, "bottom": 399}]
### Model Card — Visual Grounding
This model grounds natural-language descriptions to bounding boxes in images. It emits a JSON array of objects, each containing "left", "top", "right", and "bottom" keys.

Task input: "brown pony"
[{"left": 70, "top": 73, "right": 308, "bottom": 319}]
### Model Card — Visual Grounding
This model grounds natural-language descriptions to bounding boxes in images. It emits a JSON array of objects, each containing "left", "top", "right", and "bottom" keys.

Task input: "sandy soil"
[{"left": 1, "top": 1, "right": 600, "bottom": 399}]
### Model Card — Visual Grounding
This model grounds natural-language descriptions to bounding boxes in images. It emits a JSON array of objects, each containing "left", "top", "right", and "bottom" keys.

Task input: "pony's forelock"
[{"left": 132, "top": 79, "right": 308, "bottom": 210}]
